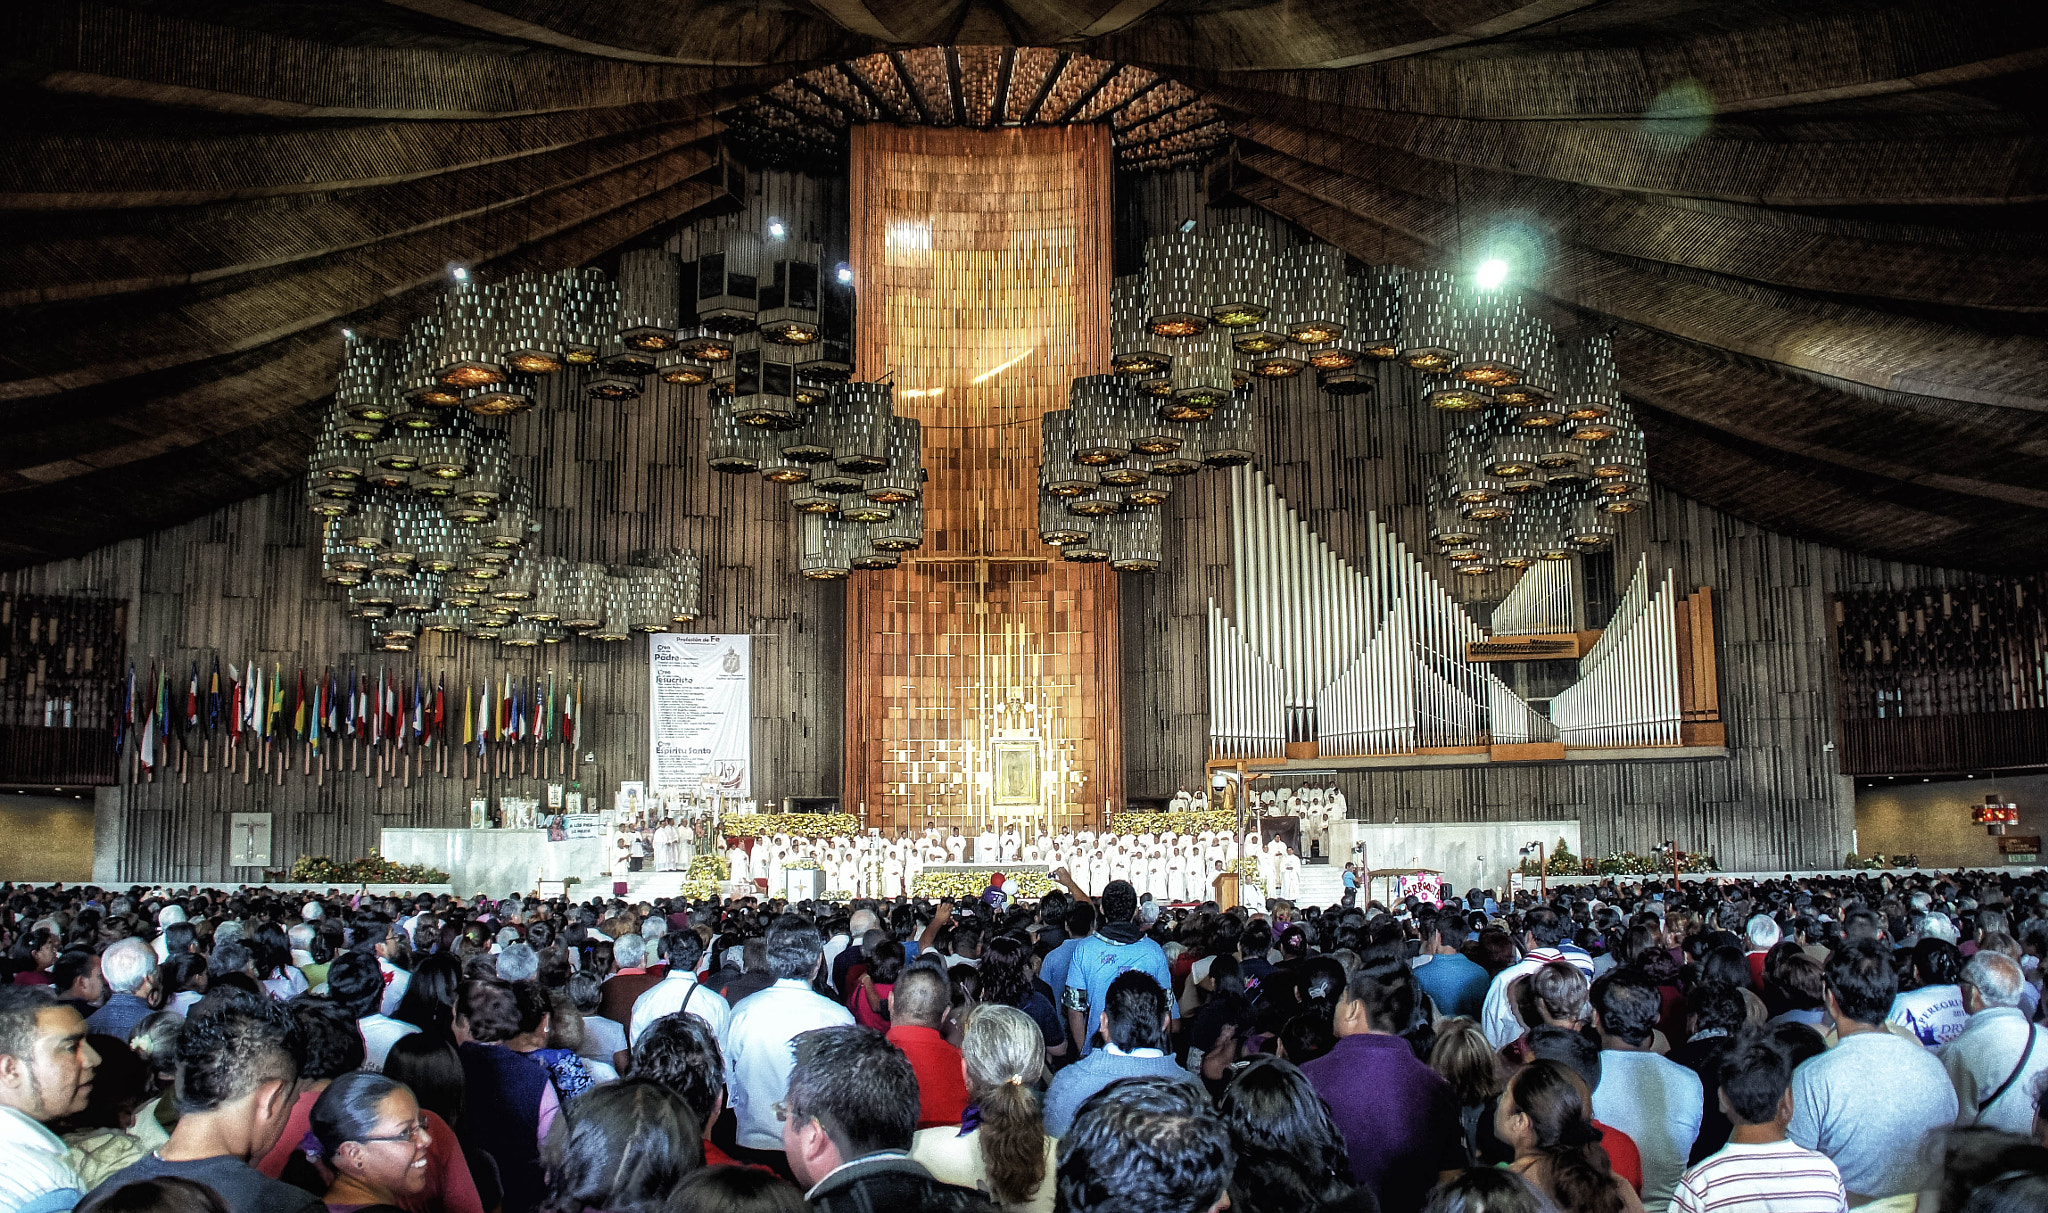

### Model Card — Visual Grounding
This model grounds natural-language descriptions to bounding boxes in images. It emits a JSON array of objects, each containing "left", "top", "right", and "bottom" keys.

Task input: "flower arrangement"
[
  {"left": 687, "top": 854, "right": 729, "bottom": 881},
  {"left": 1232, "top": 857, "right": 1266, "bottom": 890},
  {"left": 823, "top": 889, "right": 856, "bottom": 902},
  {"left": 289, "top": 855, "right": 450, "bottom": 885},
  {"left": 910, "top": 869, "right": 1056, "bottom": 900},
  {"left": 1592, "top": 851, "right": 1722, "bottom": 876},
  {"left": 677, "top": 879, "right": 722, "bottom": 901},
  {"left": 1843, "top": 852, "right": 1917, "bottom": 871},
  {"left": 785, "top": 859, "right": 820, "bottom": 871},
  {"left": 1108, "top": 809, "right": 1235, "bottom": 837},
  {"left": 719, "top": 813, "right": 860, "bottom": 841},
  {"left": 1518, "top": 838, "right": 1579, "bottom": 877}
]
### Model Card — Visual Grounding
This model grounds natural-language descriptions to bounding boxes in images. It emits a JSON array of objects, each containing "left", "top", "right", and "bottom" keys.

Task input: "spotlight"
[
  {"left": 341, "top": 328, "right": 354, "bottom": 339},
  {"left": 1475, "top": 258, "right": 1509, "bottom": 290},
  {"left": 450, "top": 266, "right": 468, "bottom": 282},
  {"left": 1178, "top": 218, "right": 1197, "bottom": 233},
  {"left": 767, "top": 219, "right": 787, "bottom": 239},
  {"left": 835, "top": 264, "right": 853, "bottom": 284}
]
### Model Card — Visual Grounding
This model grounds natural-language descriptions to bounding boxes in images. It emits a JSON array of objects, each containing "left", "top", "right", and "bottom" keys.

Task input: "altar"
[
  {"left": 381, "top": 828, "right": 607, "bottom": 897},
  {"left": 1328, "top": 820, "right": 1583, "bottom": 895}
]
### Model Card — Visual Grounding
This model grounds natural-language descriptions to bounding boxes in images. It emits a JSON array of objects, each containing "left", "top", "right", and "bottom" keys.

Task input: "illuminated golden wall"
[{"left": 845, "top": 125, "right": 1119, "bottom": 836}]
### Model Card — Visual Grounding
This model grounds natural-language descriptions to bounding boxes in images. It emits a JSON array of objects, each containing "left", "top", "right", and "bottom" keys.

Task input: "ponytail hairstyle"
[
  {"left": 1506, "top": 1059, "right": 1622, "bottom": 1213},
  {"left": 961, "top": 1003, "right": 1047, "bottom": 1206}
]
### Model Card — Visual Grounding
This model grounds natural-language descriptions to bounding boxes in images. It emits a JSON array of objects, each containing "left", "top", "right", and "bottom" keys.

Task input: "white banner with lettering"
[{"left": 649, "top": 633, "right": 752, "bottom": 795}]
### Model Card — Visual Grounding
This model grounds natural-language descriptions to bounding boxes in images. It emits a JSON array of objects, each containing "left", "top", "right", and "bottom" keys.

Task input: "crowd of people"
[{"left": 3, "top": 865, "right": 2048, "bottom": 1213}]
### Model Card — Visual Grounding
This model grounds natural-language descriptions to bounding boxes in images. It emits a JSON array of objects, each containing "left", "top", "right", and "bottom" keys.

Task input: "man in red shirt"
[{"left": 882, "top": 967, "right": 968, "bottom": 1129}]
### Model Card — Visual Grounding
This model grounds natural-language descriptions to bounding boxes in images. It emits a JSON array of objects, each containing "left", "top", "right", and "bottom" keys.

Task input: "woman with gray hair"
[{"left": 909, "top": 1002, "right": 1057, "bottom": 1213}]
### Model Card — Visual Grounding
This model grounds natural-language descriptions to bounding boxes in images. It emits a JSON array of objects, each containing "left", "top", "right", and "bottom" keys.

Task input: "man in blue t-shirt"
[
  {"left": 1062, "top": 880, "right": 1175, "bottom": 1056},
  {"left": 1411, "top": 913, "right": 1490, "bottom": 1020}
]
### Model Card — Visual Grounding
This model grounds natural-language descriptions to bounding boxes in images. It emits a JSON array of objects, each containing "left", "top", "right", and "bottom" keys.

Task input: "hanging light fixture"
[
  {"left": 1111, "top": 275, "right": 1173, "bottom": 375},
  {"left": 1421, "top": 372, "right": 1492, "bottom": 412},
  {"left": 1454, "top": 287, "right": 1526, "bottom": 386},
  {"left": 557, "top": 267, "right": 615, "bottom": 365},
  {"left": 1397, "top": 268, "right": 1460, "bottom": 371},
  {"left": 433, "top": 278, "right": 508, "bottom": 389},
  {"left": 757, "top": 241, "right": 823, "bottom": 345},
  {"left": 617, "top": 248, "right": 683, "bottom": 351},
  {"left": 1142, "top": 231, "right": 1211, "bottom": 337},
  {"left": 501, "top": 271, "right": 565, "bottom": 373},
  {"left": 1208, "top": 225, "right": 1274, "bottom": 328},
  {"left": 694, "top": 230, "right": 763, "bottom": 334},
  {"left": 1039, "top": 411, "right": 1097, "bottom": 498},
  {"left": 1277, "top": 242, "right": 1346, "bottom": 346},
  {"left": 1039, "top": 497, "right": 1090, "bottom": 547},
  {"left": 1352, "top": 266, "right": 1403, "bottom": 361},
  {"left": 1069, "top": 375, "right": 1136, "bottom": 466}
]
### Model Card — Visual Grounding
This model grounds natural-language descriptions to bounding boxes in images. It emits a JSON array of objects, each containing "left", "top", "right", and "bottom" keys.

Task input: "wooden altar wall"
[{"left": 843, "top": 126, "right": 1121, "bottom": 836}]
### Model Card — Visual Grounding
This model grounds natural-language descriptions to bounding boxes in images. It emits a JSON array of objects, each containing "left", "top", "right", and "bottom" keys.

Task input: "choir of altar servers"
[
  {"left": 716, "top": 795, "right": 1337, "bottom": 903},
  {"left": 608, "top": 784, "right": 1342, "bottom": 900}
]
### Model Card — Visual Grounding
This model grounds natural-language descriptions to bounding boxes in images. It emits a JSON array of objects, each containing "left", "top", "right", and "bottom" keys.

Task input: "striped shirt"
[{"left": 1671, "top": 1139, "right": 1847, "bottom": 1213}]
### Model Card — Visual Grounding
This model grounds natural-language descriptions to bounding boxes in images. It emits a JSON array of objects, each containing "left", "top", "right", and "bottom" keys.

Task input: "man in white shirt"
[
  {"left": 1672, "top": 1030, "right": 1845, "bottom": 1213},
  {"left": 1482, "top": 906, "right": 1596, "bottom": 1049},
  {"left": 1590, "top": 970, "right": 1702, "bottom": 1212},
  {"left": 1941, "top": 951, "right": 2048, "bottom": 1134},
  {"left": 631, "top": 932, "right": 730, "bottom": 1045},
  {"left": 722, "top": 915, "right": 853, "bottom": 1159}
]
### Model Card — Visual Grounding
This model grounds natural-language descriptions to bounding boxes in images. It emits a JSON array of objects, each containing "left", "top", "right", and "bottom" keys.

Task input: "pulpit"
[{"left": 1213, "top": 869, "right": 1241, "bottom": 911}]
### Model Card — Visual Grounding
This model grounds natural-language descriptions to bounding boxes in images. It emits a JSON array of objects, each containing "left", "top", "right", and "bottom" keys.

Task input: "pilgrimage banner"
[{"left": 650, "top": 633, "right": 752, "bottom": 796}]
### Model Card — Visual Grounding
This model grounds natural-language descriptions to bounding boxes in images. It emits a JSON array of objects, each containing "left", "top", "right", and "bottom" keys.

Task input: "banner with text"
[{"left": 650, "top": 633, "right": 752, "bottom": 796}]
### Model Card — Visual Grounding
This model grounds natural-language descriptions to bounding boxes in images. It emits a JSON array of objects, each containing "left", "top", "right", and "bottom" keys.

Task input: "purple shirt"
[{"left": 1301, "top": 1032, "right": 1465, "bottom": 1213}]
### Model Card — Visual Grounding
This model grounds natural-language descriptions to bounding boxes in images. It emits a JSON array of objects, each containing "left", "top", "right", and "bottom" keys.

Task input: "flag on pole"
[
  {"left": 187, "top": 664, "right": 200, "bottom": 730},
  {"left": 139, "top": 661, "right": 158, "bottom": 771},
  {"left": 207, "top": 659, "right": 221, "bottom": 737},
  {"left": 228, "top": 664, "right": 242, "bottom": 742}
]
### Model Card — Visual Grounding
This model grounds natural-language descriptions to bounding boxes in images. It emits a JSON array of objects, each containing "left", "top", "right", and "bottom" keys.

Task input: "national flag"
[
  {"left": 477, "top": 681, "right": 490, "bottom": 751},
  {"left": 115, "top": 662, "right": 134, "bottom": 753},
  {"left": 412, "top": 671, "right": 424, "bottom": 742},
  {"left": 139, "top": 661, "right": 158, "bottom": 771},
  {"left": 433, "top": 673, "right": 446, "bottom": 744},
  {"left": 293, "top": 669, "right": 307, "bottom": 739},
  {"left": 228, "top": 664, "right": 242, "bottom": 742},
  {"left": 207, "top": 659, "right": 221, "bottom": 736},
  {"left": 267, "top": 664, "right": 284, "bottom": 739},
  {"left": 461, "top": 678, "right": 473, "bottom": 747},
  {"left": 187, "top": 664, "right": 199, "bottom": 730}
]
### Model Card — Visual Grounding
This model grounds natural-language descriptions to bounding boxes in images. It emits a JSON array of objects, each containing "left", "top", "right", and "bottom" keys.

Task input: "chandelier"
[{"left": 1047, "top": 222, "right": 1650, "bottom": 585}]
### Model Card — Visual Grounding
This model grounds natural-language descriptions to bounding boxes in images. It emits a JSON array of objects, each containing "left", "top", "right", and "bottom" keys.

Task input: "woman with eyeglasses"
[{"left": 308, "top": 1072, "right": 438, "bottom": 1212}]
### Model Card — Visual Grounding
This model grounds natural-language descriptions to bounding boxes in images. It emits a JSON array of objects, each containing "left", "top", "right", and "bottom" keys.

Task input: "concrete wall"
[
  {"left": 1854, "top": 773, "right": 2048, "bottom": 870},
  {"left": 0, "top": 794, "right": 96, "bottom": 882}
]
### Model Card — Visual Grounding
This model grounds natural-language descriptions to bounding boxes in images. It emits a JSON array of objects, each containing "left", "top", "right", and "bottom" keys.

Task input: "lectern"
[{"left": 1213, "top": 870, "right": 1241, "bottom": 911}]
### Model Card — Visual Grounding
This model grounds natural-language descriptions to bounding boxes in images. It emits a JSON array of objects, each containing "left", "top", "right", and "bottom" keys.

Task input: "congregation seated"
[{"left": 8, "top": 866, "right": 2048, "bottom": 1213}]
